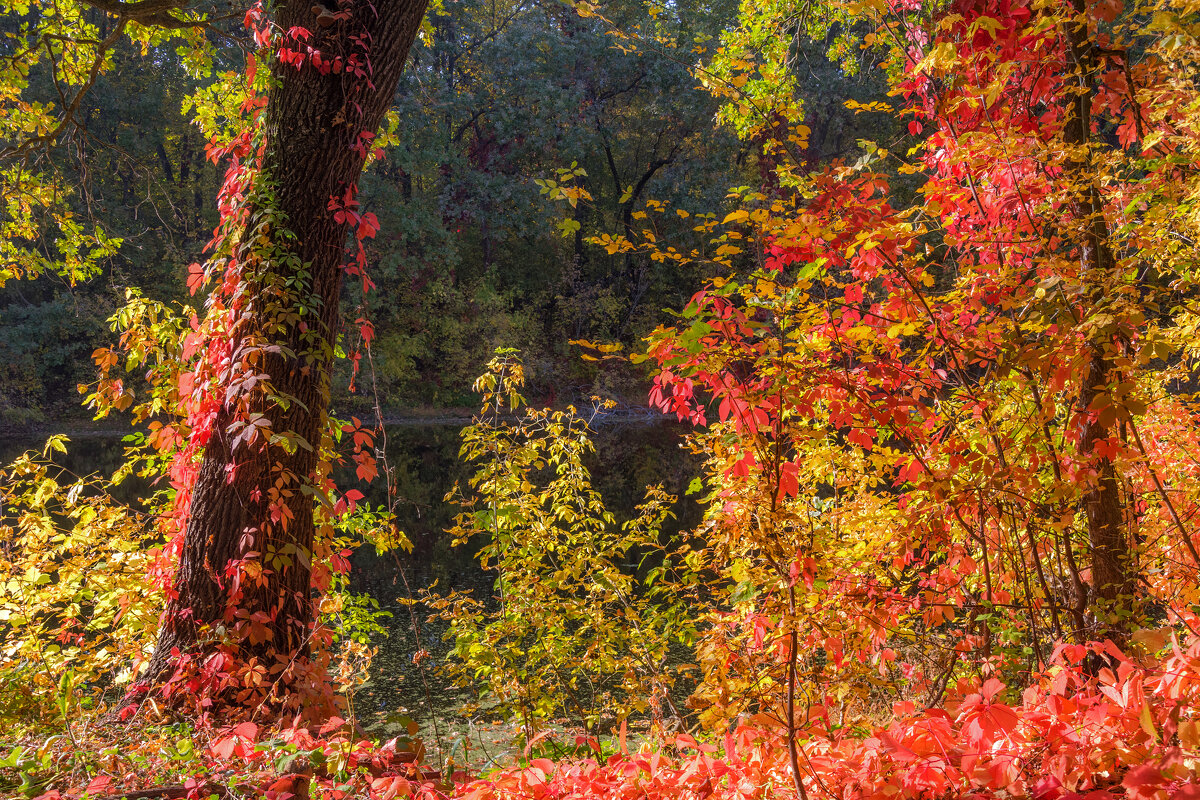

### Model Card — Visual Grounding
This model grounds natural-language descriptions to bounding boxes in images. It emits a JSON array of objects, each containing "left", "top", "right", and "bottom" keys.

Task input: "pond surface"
[{"left": 0, "top": 416, "right": 702, "bottom": 762}]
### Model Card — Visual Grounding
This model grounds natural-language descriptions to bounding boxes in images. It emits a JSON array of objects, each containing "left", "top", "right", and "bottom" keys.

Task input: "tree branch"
[{"left": 0, "top": 21, "right": 127, "bottom": 164}]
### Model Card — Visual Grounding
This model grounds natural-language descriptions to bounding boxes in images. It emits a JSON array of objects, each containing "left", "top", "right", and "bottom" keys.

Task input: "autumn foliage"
[
  {"left": 456, "top": 636, "right": 1200, "bottom": 800},
  {"left": 459, "top": 0, "right": 1200, "bottom": 795},
  {"left": 6, "top": 0, "right": 1200, "bottom": 796}
]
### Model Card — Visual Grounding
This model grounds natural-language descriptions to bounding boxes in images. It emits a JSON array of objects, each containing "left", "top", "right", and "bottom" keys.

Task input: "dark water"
[{"left": 1, "top": 418, "right": 701, "bottom": 760}]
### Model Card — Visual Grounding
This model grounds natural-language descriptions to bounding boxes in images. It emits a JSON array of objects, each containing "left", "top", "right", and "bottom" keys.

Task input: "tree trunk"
[
  {"left": 141, "top": 0, "right": 428, "bottom": 703},
  {"left": 1062, "top": 0, "right": 1136, "bottom": 629}
]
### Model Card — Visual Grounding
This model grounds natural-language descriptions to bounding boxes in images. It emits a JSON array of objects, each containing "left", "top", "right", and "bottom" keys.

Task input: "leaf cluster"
[{"left": 430, "top": 350, "right": 704, "bottom": 736}]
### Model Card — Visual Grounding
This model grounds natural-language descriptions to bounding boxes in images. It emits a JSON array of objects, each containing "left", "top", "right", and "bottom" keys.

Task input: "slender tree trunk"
[
  {"left": 1061, "top": 1, "right": 1136, "bottom": 627},
  {"left": 141, "top": 0, "right": 429, "bottom": 700}
]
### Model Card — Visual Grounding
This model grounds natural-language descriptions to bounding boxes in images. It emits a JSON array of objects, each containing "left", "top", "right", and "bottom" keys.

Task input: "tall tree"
[
  {"left": 136, "top": 0, "right": 430, "bottom": 704},
  {"left": 2, "top": 0, "right": 430, "bottom": 710}
]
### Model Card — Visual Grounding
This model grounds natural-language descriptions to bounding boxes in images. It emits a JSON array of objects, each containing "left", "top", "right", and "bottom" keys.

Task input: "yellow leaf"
[{"left": 1140, "top": 700, "right": 1159, "bottom": 743}]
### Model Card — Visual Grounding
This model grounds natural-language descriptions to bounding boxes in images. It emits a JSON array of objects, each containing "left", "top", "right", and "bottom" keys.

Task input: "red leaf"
[
  {"left": 1123, "top": 764, "right": 1166, "bottom": 800},
  {"left": 85, "top": 776, "right": 113, "bottom": 795},
  {"left": 232, "top": 721, "right": 258, "bottom": 741},
  {"left": 320, "top": 715, "right": 347, "bottom": 734},
  {"left": 357, "top": 212, "right": 379, "bottom": 240},
  {"left": 210, "top": 735, "right": 237, "bottom": 760},
  {"left": 355, "top": 451, "right": 378, "bottom": 482},
  {"left": 187, "top": 262, "right": 206, "bottom": 295},
  {"left": 777, "top": 461, "right": 799, "bottom": 501}
]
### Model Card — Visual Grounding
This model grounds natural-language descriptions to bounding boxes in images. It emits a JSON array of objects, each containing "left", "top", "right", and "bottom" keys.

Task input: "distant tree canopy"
[{"left": 0, "top": 0, "right": 889, "bottom": 422}]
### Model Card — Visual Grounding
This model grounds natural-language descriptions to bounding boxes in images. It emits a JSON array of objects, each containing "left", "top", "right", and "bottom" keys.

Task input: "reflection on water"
[{"left": 1, "top": 418, "right": 701, "bottom": 760}]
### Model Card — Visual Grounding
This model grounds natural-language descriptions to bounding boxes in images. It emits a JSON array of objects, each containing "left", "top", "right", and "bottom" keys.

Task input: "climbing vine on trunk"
[{"left": 82, "top": 0, "right": 430, "bottom": 717}]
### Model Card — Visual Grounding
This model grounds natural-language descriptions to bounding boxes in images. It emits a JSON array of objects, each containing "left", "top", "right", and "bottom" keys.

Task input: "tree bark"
[{"left": 140, "top": 0, "right": 429, "bottom": 702}]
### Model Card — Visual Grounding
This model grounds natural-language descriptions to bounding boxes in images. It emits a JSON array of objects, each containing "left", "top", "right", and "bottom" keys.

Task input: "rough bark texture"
[
  {"left": 143, "top": 0, "right": 429, "bottom": 692},
  {"left": 1062, "top": 0, "right": 1136, "bottom": 623}
]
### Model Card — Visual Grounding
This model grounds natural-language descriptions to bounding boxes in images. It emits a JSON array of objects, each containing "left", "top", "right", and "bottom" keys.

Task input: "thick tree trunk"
[{"left": 142, "top": 0, "right": 428, "bottom": 699}]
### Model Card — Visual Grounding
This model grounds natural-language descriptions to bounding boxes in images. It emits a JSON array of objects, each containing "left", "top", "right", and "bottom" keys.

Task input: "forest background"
[{"left": 0, "top": 0, "right": 881, "bottom": 426}]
